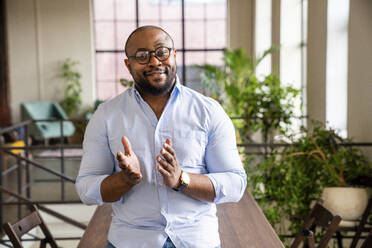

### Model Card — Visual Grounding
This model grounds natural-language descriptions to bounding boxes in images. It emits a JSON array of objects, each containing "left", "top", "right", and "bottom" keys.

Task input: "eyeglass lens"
[{"left": 135, "top": 47, "right": 170, "bottom": 64}]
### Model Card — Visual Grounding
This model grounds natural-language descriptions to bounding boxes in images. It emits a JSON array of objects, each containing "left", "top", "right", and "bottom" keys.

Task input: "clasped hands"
[{"left": 116, "top": 136, "right": 181, "bottom": 188}]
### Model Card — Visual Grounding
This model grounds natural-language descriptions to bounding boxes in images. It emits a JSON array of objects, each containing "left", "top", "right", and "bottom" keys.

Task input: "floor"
[{"left": 1, "top": 150, "right": 96, "bottom": 248}]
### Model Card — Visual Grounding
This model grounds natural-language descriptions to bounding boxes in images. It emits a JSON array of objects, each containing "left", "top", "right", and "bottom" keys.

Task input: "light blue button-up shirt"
[{"left": 76, "top": 81, "right": 247, "bottom": 248}]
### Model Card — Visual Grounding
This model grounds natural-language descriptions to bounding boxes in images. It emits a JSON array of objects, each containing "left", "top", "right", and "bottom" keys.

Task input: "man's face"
[{"left": 125, "top": 29, "right": 177, "bottom": 96}]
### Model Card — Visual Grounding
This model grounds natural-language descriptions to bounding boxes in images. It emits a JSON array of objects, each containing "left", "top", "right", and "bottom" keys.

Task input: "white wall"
[{"left": 6, "top": 0, "right": 95, "bottom": 123}]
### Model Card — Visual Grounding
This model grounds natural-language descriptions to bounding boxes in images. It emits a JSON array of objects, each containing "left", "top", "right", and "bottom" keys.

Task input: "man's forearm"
[
  {"left": 100, "top": 171, "right": 135, "bottom": 202},
  {"left": 182, "top": 173, "right": 215, "bottom": 202}
]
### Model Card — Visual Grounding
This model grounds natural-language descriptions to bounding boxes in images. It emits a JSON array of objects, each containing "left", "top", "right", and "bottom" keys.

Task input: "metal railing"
[{"left": 0, "top": 118, "right": 86, "bottom": 246}]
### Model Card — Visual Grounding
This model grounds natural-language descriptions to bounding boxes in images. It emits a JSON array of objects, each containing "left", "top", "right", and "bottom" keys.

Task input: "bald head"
[{"left": 124, "top": 26, "right": 174, "bottom": 57}]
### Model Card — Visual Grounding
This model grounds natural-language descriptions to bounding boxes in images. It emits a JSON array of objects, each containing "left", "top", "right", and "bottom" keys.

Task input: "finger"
[
  {"left": 117, "top": 151, "right": 126, "bottom": 161},
  {"left": 118, "top": 157, "right": 133, "bottom": 172},
  {"left": 117, "top": 151, "right": 130, "bottom": 168},
  {"left": 163, "top": 143, "right": 176, "bottom": 157},
  {"left": 157, "top": 165, "right": 171, "bottom": 177},
  {"left": 157, "top": 156, "right": 173, "bottom": 172},
  {"left": 160, "top": 148, "right": 175, "bottom": 164},
  {"left": 165, "top": 138, "right": 172, "bottom": 147},
  {"left": 121, "top": 136, "right": 132, "bottom": 156}
]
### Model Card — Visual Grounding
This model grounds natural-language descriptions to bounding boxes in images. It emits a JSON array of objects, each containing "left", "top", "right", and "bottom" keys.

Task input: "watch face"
[{"left": 182, "top": 171, "right": 190, "bottom": 185}]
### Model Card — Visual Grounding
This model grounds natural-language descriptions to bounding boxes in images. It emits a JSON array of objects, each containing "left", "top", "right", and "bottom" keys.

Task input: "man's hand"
[
  {"left": 157, "top": 138, "right": 181, "bottom": 188},
  {"left": 117, "top": 136, "right": 142, "bottom": 185}
]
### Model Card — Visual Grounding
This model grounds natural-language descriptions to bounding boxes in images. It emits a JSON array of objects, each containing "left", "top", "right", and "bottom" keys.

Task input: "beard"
[{"left": 135, "top": 66, "right": 177, "bottom": 96}]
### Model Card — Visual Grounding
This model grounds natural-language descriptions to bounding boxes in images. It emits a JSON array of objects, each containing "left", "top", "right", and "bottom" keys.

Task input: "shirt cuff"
[
  {"left": 85, "top": 175, "right": 109, "bottom": 205},
  {"left": 206, "top": 170, "right": 246, "bottom": 204}
]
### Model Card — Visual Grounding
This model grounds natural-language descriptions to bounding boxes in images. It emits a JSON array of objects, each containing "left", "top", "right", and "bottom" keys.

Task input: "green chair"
[{"left": 21, "top": 102, "right": 75, "bottom": 141}]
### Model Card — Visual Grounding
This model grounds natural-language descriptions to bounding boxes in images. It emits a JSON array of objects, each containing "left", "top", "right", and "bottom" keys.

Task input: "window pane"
[
  {"left": 96, "top": 53, "right": 116, "bottom": 81},
  {"left": 115, "top": 22, "right": 136, "bottom": 50},
  {"left": 176, "top": 52, "right": 184, "bottom": 83},
  {"left": 97, "top": 82, "right": 116, "bottom": 100},
  {"left": 185, "top": 1, "right": 205, "bottom": 20},
  {"left": 280, "top": 0, "right": 302, "bottom": 89},
  {"left": 161, "top": 21, "right": 182, "bottom": 49},
  {"left": 139, "top": 0, "right": 160, "bottom": 21},
  {"left": 160, "top": 0, "right": 181, "bottom": 20},
  {"left": 255, "top": 0, "right": 272, "bottom": 78},
  {"left": 94, "top": 0, "right": 114, "bottom": 20},
  {"left": 117, "top": 53, "right": 132, "bottom": 82},
  {"left": 185, "top": 51, "right": 206, "bottom": 66},
  {"left": 139, "top": 20, "right": 161, "bottom": 27},
  {"left": 95, "top": 22, "right": 115, "bottom": 50},
  {"left": 206, "top": 1, "right": 226, "bottom": 19},
  {"left": 186, "top": 65, "right": 203, "bottom": 92},
  {"left": 185, "top": 52, "right": 206, "bottom": 91},
  {"left": 326, "top": 0, "right": 349, "bottom": 137},
  {"left": 115, "top": 0, "right": 135, "bottom": 20},
  {"left": 206, "top": 51, "right": 224, "bottom": 66},
  {"left": 206, "top": 20, "right": 226, "bottom": 48},
  {"left": 185, "top": 21, "right": 205, "bottom": 49}
]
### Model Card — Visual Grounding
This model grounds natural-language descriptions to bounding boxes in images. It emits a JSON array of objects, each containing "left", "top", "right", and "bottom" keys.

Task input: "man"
[{"left": 76, "top": 26, "right": 247, "bottom": 248}]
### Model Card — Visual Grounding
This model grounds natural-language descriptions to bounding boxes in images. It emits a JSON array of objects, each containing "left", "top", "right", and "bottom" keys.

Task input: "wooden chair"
[
  {"left": 361, "top": 231, "right": 372, "bottom": 248},
  {"left": 3, "top": 204, "right": 58, "bottom": 248},
  {"left": 291, "top": 199, "right": 342, "bottom": 248}
]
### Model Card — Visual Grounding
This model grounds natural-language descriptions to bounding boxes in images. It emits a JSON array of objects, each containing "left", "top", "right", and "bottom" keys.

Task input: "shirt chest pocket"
[{"left": 171, "top": 129, "right": 207, "bottom": 169}]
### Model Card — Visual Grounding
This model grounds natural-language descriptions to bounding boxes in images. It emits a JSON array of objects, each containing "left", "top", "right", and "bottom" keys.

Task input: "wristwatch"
[{"left": 173, "top": 170, "right": 190, "bottom": 192}]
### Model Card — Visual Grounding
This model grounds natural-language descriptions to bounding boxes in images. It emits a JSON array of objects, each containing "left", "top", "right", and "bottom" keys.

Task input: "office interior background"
[
  {"left": 2, "top": 0, "right": 372, "bottom": 144},
  {"left": 0, "top": 0, "right": 372, "bottom": 247}
]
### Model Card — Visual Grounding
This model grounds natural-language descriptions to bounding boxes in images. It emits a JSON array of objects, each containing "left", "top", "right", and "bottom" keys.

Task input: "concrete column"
[
  {"left": 227, "top": 0, "right": 254, "bottom": 55},
  {"left": 347, "top": 0, "right": 372, "bottom": 142},
  {"left": 306, "top": 0, "right": 327, "bottom": 125},
  {"left": 271, "top": 0, "right": 280, "bottom": 75}
]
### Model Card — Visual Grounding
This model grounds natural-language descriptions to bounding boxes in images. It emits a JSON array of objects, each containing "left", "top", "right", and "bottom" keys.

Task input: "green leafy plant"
[
  {"left": 199, "top": 47, "right": 300, "bottom": 145},
  {"left": 120, "top": 78, "right": 133, "bottom": 87},
  {"left": 248, "top": 121, "right": 372, "bottom": 236},
  {"left": 60, "top": 59, "right": 82, "bottom": 117}
]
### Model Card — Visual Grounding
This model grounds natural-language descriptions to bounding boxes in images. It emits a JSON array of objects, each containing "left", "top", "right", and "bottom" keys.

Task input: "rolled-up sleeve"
[
  {"left": 75, "top": 106, "right": 115, "bottom": 205},
  {"left": 205, "top": 104, "right": 247, "bottom": 204}
]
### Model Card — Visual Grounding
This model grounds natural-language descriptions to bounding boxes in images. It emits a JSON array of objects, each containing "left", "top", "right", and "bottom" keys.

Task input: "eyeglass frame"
[{"left": 127, "top": 46, "right": 174, "bottom": 65}]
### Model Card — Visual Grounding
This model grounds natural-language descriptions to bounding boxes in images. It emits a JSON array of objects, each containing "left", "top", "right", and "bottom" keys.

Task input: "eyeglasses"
[{"left": 128, "top": 47, "right": 173, "bottom": 65}]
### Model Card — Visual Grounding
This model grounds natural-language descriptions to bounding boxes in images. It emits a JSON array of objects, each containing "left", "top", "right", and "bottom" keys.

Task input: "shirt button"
[{"left": 161, "top": 209, "right": 166, "bottom": 214}]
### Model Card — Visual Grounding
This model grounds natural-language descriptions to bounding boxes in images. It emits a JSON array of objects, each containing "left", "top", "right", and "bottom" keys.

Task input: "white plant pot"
[{"left": 321, "top": 187, "right": 369, "bottom": 221}]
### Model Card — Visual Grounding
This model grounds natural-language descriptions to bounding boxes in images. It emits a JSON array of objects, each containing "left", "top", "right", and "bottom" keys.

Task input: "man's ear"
[
  {"left": 173, "top": 49, "right": 177, "bottom": 59},
  {"left": 124, "top": 59, "right": 131, "bottom": 72}
]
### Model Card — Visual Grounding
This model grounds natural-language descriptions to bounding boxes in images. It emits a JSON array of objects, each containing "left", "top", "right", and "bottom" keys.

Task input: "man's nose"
[{"left": 148, "top": 52, "right": 161, "bottom": 66}]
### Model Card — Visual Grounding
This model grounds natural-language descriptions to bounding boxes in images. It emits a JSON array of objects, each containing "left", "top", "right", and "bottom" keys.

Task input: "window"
[
  {"left": 326, "top": 0, "right": 349, "bottom": 137},
  {"left": 255, "top": 0, "right": 308, "bottom": 132},
  {"left": 93, "top": 0, "right": 227, "bottom": 100},
  {"left": 255, "top": 0, "right": 272, "bottom": 79},
  {"left": 280, "top": 0, "right": 308, "bottom": 130}
]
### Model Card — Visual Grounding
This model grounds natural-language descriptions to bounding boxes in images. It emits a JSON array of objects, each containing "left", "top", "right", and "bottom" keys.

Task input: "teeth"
[{"left": 146, "top": 71, "right": 165, "bottom": 75}]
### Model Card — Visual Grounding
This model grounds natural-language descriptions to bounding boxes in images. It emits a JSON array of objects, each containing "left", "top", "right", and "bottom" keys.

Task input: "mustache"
[{"left": 143, "top": 67, "right": 168, "bottom": 76}]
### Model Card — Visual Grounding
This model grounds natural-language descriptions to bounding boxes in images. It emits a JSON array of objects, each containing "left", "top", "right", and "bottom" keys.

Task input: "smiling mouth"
[{"left": 144, "top": 68, "right": 168, "bottom": 76}]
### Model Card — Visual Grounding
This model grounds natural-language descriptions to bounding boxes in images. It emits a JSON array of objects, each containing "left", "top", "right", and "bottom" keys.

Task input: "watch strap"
[{"left": 173, "top": 171, "right": 188, "bottom": 192}]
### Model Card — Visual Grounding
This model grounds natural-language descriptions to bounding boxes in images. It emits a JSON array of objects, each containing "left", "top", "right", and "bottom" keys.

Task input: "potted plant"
[
  {"left": 248, "top": 121, "right": 372, "bottom": 236},
  {"left": 59, "top": 58, "right": 83, "bottom": 143},
  {"left": 60, "top": 58, "right": 82, "bottom": 118},
  {"left": 199, "top": 47, "right": 300, "bottom": 148}
]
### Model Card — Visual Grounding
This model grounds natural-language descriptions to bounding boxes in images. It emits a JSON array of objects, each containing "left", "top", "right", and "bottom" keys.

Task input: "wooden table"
[{"left": 78, "top": 190, "right": 284, "bottom": 248}]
